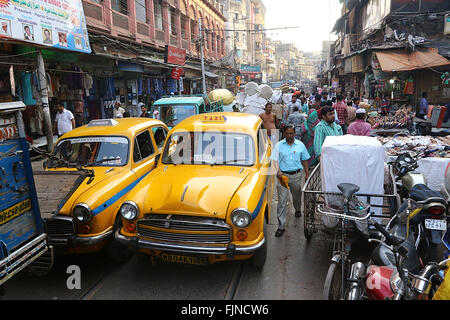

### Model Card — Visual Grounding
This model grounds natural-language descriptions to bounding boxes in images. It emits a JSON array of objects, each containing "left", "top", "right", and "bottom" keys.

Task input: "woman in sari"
[{"left": 301, "top": 96, "right": 322, "bottom": 167}]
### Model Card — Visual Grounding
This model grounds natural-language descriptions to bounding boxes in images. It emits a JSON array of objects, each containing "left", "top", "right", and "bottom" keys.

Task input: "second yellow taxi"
[{"left": 44, "top": 118, "right": 168, "bottom": 261}]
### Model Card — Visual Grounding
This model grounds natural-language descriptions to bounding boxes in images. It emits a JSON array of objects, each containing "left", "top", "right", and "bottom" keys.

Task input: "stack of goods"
[
  {"left": 321, "top": 135, "right": 385, "bottom": 221},
  {"left": 280, "top": 84, "right": 290, "bottom": 94},
  {"left": 368, "top": 106, "right": 414, "bottom": 129},
  {"left": 377, "top": 135, "right": 450, "bottom": 157},
  {"left": 242, "top": 82, "right": 273, "bottom": 116}
]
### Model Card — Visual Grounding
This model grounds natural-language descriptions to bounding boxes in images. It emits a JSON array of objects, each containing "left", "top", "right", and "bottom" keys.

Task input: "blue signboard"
[
  {"left": 241, "top": 65, "right": 261, "bottom": 72},
  {"left": 0, "top": 0, "right": 91, "bottom": 54}
]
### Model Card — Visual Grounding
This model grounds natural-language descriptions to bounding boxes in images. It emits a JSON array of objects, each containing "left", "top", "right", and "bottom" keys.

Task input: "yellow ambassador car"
[
  {"left": 44, "top": 118, "right": 169, "bottom": 261},
  {"left": 115, "top": 113, "right": 274, "bottom": 268}
]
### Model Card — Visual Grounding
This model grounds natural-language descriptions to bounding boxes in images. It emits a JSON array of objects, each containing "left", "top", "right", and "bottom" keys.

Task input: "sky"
[{"left": 263, "top": 0, "right": 343, "bottom": 53}]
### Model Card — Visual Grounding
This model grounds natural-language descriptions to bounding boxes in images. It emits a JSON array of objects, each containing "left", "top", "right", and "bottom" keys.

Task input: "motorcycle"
[
  {"left": 391, "top": 150, "right": 448, "bottom": 264},
  {"left": 346, "top": 214, "right": 450, "bottom": 300}
]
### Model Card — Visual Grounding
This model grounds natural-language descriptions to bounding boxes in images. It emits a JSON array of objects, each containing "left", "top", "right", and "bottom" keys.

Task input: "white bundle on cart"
[{"left": 320, "top": 135, "right": 385, "bottom": 226}]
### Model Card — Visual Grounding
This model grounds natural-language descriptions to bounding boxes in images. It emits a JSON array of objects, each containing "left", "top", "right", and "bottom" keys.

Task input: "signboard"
[
  {"left": 171, "top": 67, "right": 183, "bottom": 80},
  {"left": 0, "top": 0, "right": 91, "bottom": 53},
  {"left": 118, "top": 61, "right": 144, "bottom": 73},
  {"left": 165, "top": 45, "right": 186, "bottom": 65},
  {"left": 241, "top": 65, "right": 261, "bottom": 72}
]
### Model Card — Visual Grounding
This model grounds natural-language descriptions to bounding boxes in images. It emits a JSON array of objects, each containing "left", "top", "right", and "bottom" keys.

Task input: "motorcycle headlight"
[
  {"left": 231, "top": 208, "right": 252, "bottom": 228},
  {"left": 73, "top": 203, "right": 92, "bottom": 222},
  {"left": 120, "top": 201, "right": 139, "bottom": 221}
]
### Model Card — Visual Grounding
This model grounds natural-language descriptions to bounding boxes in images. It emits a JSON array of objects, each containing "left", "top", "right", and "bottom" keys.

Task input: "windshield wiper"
[{"left": 87, "top": 157, "right": 121, "bottom": 165}]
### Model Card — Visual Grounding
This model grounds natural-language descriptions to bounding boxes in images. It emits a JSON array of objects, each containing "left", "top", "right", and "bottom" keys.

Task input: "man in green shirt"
[{"left": 313, "top": 106, "right": 343, "bottom": 158}]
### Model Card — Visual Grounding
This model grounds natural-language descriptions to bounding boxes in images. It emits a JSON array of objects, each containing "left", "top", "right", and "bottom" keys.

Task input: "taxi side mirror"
[{"left": 154, "top": 154, "right": 161, "bottom": 169}]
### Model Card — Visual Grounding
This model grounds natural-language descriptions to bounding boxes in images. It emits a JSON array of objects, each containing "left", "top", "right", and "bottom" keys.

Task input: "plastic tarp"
[
  {"left": 375, "top": 48, "right": 450, "bottom": 72},
  {"left": 416, "top": 157, "right": 450, "bottom": 192},
  {"left": 321, "top": 135, "right": 385, "bottom": 222}
]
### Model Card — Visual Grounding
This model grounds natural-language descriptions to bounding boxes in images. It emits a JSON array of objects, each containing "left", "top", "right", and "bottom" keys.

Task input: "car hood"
[
  {"left": 142, "top": 165, "right": 251, "bottom": 219},
  {"left": 55, "top": 167, "right": 137, "bottom": 216}
]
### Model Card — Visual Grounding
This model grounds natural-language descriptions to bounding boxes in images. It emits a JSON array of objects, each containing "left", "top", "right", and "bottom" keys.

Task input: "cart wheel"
[
  {"left": 323, "top": 260, "right": 345, "bottom": 300},
  {"left": 303, "top": 193, "right": 315, "bottom": 241}
]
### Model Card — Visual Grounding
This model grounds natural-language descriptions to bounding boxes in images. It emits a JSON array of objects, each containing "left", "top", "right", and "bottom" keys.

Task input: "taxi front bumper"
[
  {"left": 115, "top": 230, "right": 265, "bottom": 257},
  {"left": 48, "top": 229, "right": 114, "bottom": 247}
]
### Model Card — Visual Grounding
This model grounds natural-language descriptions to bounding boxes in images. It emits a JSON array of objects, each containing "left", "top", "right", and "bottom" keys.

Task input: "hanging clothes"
[{"left": 20, "top": 72, "right": 36, "bottom": 106}]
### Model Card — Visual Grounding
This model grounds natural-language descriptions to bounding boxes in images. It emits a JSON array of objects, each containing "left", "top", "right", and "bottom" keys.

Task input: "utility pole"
[
  {"left": 198, "top": 18, "right": 207, "bottom": 98},
  {"left": 36, "top": 50, "right": 53, "bottom": 152}
]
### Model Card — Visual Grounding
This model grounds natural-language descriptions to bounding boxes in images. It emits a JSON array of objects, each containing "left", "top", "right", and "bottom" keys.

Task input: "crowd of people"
[{"left": 259, "top": 90, "right": 375, "bottom": 237}]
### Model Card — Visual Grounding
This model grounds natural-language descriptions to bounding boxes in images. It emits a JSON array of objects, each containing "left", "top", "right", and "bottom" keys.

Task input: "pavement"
[{"left": 1, "top": 163, "right": 333, "bottom": 300}]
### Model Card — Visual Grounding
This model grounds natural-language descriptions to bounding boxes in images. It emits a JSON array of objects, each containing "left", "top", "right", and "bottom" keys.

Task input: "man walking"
[
  {"left": 418, "top": 92, "right": 429, "bottom": 120},
  {"left": 333, "top": 95, "right": 348, "bottom": 134},
  {"left": 287, "top": 95, "right": 302, "bottom": 115},
  {"left": 313, "top": 106, "right": 343, "bottom": 159},
  {"left": 113, "top": 102, "right": 125, "bottom": 119},
  {"left": 347, "top": 109, "right": 372, "bottom": 136},
  {"left": 286, "top": 106, "right": 306, "bottom": 140},
  {"left": 53, "top": 103, "right": 75, "bottom": 138},
  {"left": 271, "top": 125, "right": 310, "bottom": 237},
  {"left": 259, "top": 102, "right": 279, "bottom": 138},
  {"left": 140, "top": 104, "right": 151, "bottom": 118}
]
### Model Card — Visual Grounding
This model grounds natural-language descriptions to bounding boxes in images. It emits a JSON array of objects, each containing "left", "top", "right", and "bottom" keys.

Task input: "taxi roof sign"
[
  {"left": 200, "top": 115, "right": 227, "bottom": 123},
  {"left": 87, "top": 119, "right": 118, "bottom": 127}
]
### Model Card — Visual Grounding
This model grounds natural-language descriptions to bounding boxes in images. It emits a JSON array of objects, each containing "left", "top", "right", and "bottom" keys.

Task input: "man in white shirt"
[
  {"left": 53, "top": 104, "right": 75, "bottom": 138},
  {"left": 113, "top": 102, "right": 125, "bottom": 119}
]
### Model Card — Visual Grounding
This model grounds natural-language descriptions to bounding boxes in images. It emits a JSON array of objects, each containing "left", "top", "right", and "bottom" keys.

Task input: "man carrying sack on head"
[{"left": 271, "top": 125, "right": 310, "bottom": 237}]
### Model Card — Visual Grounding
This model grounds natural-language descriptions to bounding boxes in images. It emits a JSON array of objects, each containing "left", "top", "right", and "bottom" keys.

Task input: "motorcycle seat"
[
  {"left": 410, "top": 184, "right": 446, "bottom": 204},
  {"left": 337, "top": 183, "right": 360, "bottom": 199}
]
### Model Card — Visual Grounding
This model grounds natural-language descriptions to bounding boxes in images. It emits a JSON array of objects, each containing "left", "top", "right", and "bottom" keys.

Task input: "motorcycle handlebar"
[{"left": 372, "top": 222, "right": 403, "bottom": 247}]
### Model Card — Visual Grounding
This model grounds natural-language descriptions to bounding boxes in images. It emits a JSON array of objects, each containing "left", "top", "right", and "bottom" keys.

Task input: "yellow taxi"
[
  {"left": 115, "top": 113, "right": 274, "bottom": 268},
  {"left": 44, "top": 118, "right": 169, "bottom": 261}
]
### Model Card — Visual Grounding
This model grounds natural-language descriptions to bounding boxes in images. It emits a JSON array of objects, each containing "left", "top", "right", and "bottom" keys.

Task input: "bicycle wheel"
[
  {"left": 323, "top": 260, "right": 345, "bottom": 300},
  {"left": 303, "top": 193, "right": 315, "bottom": 241}
]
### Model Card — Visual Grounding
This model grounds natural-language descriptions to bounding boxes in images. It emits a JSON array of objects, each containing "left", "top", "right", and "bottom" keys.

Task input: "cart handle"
[{"left": 317, "top": 204, "right": 372, "bottom": 221}]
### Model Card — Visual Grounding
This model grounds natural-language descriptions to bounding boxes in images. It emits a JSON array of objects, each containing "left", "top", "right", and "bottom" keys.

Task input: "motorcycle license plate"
[{"left": 425, "top": 219, "right": 447, "bottom": 231}]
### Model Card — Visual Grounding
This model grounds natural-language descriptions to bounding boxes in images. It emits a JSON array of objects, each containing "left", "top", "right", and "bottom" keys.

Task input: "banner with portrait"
[{"left": 0, "top": 0, "right": 91, "bottom": 53}]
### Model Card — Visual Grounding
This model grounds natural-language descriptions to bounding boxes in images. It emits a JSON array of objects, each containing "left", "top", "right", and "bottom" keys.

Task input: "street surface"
[{"left": 2, "top": 161, "right": 332, "bottom": 300}]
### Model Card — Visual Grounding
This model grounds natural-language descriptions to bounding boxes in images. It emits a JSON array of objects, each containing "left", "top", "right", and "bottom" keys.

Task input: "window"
[
  {"left": 111, "top": 0, "right": 128, "bottom": 15},
  {"left": 170, "top": 7, "right": 177, "bottom": 36},
  {"left": 135, "top": 0, "right": 147, "bottom": 23},
  {"left": 154, "top": 0, "right": 163, "bottom": 30},
  {"left": 190, "top": 20, "right": 197, "bottom": 42},
  {"left": 151, "top": 126, "right": 168, "bottom": 151},
  {"left": 134, "top": 130, "right": 154, "bottom": 163},
  {"left": 181, "top": 14, "right": 187, "bottom": 39},
  {"left": 258, "top": 128, "right": 266, "bottom": 163}
]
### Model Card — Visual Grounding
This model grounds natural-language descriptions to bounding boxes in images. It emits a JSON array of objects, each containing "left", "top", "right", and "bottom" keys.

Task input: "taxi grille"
[
  {"left": 137, "top": 215, "right": 231, "bottom": 244},
  {"left": 45, "top": 216, "right": 75, "bottom": 236}
]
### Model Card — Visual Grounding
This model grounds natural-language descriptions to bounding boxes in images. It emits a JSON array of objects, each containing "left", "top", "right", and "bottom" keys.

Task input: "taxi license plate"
[
  {"left": 161, "top": 254, "right": 209, "bottom": 265},
  {"left": 425, "top": 219, "right": 447, "bottom": 231}
]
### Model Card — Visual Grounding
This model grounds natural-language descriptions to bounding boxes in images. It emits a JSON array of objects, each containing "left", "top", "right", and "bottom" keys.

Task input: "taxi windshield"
[
  {"left": 160, "top": 105, "right": 196, "bottom": 127},
  {"left": 162, "top": 131, "right": 255, "bottom": 166},
  {"left": 50, "top": 136, "right": 129, "bottom": 167}
]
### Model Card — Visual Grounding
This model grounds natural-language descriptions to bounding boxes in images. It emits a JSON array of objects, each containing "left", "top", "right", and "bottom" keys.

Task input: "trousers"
[{"left": 276, "top": 170, "right": 303, "bottom": 231}]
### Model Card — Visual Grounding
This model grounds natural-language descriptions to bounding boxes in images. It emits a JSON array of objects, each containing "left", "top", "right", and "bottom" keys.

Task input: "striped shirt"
[{"left": 313, "top": 120, "right": 343, "bottom": 157}]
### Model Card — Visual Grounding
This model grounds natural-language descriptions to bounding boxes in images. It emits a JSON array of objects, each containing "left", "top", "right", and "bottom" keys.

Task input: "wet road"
[{"left": 2, "top": 185, "right": 332, "bottom": 300}]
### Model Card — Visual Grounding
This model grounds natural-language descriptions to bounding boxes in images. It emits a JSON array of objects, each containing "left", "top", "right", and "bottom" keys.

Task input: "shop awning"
[{"left": 375, "top": 48, "right": 450, "bottom": 72}]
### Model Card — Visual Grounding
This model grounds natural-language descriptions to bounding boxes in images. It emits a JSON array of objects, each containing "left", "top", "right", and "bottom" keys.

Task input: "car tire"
[
  {"left": 105, "top": 216, "right": 133, "bottom": 262},
  {"left": 251, "top": 224, "right": 267, "bottom": 269}
]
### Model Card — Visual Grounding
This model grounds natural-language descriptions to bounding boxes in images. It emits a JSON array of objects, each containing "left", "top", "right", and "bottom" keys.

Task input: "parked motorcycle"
[
  {"left": 346, "top": 214, "right": 450, "bottom": 300},
  {"left": 391, "top": 151, "right": 448, "bottom": 264}
]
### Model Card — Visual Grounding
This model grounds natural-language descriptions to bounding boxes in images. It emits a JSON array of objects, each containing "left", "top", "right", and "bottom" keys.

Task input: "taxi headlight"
[
  {"left": 73, "top": 204, "right": 92, "bottom": 222},
  {"left": 120, "top": 201, "right": 139, "bottom": 221},
  {"left": 231, "top": 208, "right": 252, "bottom": 228}
]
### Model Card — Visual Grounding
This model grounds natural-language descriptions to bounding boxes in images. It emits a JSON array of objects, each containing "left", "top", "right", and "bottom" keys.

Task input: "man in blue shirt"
[
  {"left": 271, "top": 125, "right": 310, "bottom": 237},
  {"left": 418, "top": 92, "right": 429, "bottom": 120}
]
